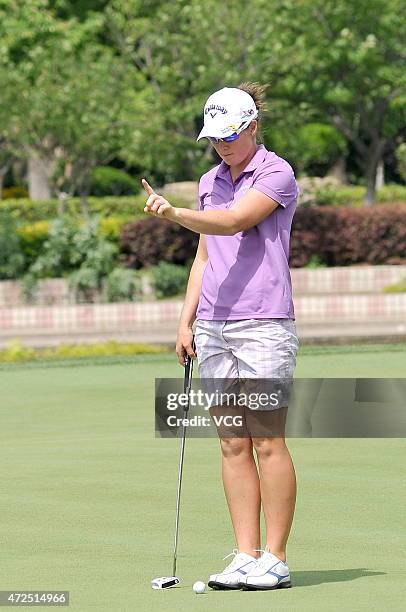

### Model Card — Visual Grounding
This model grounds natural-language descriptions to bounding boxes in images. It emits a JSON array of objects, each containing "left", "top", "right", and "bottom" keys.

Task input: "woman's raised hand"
[{"left": 141, "top": 178, "right": 174, "bottom": 219}]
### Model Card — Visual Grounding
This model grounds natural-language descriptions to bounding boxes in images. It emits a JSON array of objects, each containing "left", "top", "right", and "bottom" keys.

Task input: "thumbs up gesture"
[{"left": 141, "top": 179, "right": 174, "bottom": 219}]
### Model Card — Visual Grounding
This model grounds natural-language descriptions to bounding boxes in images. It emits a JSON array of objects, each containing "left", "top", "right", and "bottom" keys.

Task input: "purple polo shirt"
[{"left": 196, "top": 144, "right": 298, "bottom": 320}]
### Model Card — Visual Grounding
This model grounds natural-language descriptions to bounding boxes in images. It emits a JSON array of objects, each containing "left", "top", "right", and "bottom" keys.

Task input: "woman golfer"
[{"left": 142, "top": 82, "right": 300, "bottom": 591}]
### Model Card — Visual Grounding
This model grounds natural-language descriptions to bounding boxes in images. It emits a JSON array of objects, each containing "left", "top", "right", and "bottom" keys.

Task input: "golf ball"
[{"left": 193, "top": 580, "right": 206, "bottom": 594}]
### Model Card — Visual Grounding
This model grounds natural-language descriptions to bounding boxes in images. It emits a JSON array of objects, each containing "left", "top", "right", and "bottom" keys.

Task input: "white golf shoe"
[
  {"left": 208, "top": 549, "right": 258, "bottom": 590},
  {"left": 239, "top": 550, "right": 292, "bottom": 590}
]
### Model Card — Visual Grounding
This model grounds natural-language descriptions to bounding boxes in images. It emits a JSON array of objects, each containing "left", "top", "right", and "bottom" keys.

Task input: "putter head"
[{"left": 151, "top": 576, "right": 180, "bottom": 590}]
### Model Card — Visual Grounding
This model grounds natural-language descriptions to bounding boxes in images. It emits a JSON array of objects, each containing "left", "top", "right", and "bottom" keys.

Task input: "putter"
[{"left": 151, "top": 340, "right": 195, "bottom": 590}]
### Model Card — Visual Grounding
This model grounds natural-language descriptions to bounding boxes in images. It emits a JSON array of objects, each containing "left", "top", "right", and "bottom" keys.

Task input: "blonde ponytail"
[{"left": 238, "top": 81, "right": 269, "bottom": 141}]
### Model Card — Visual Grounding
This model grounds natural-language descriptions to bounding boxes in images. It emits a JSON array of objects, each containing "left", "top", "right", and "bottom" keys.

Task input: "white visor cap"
[{"left": 196, "top": 87, "right": 258, "bottom": 142}]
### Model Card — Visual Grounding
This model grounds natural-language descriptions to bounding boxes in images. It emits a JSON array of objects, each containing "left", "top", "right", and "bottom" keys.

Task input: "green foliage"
[
  {"left": 395, "top": 143, "right": 406, "bottom": 182},
  {"left": 22, "top": 215, "right": 118, "bottom": 302},
  {"left": 150, "top": 262, "right": 189, "bottom": 299},
  {"left": 106, "top": 267, "right": 142, "bottom": 302},
  {"left": 0, "top": 339, "right": 36, "bottom": 363},
  {"left": 66, "top": 215, "right": 118, "bottom": 300},
  {"left": 0, "top": 2, "right": 139, "bottom": 201},
  {"left": 27, "top": 215, "right": 78, "bottom": 279},
  {"left": 67, "top": 266, "right": 100, "bottom": 301},
  {"left": 0, "top": 211, "right": 25, "bottom": 279},
  {"left": 309, "top": 183, "right": 406, "bottom": 206},
  {"left": 0, "top": 338, "right": 167, "bottom": 363},
  {"left": 1, "top": 186, "right": 29, "bottom": 199},
  {"left": 99, "top": 215, "right": 133, "bottom": 243},
  {"left": 271, "top": 123, "right": 347, "bottom": 175},
  {"left": 0, "top": 0, "right": 404, "bottom": 203},
  {"left": 304, "top": 255, "right": 327, "bottom": 269},
  {"left": 290, "top": 205, "right": 406, "bottom": 267},
  {"left": 17, "top": 220, "right": 50, "bottom": 264},
  {"left": 21, "top": 272, "right": 39, "bottom": 303},
  {"left": 71, "top": 215, "right": 118, "bottom": 273},
  {"left": 376, "top": 184, "right": 406, "bottom": 203},
  {"left": 15, "top": 216, "right": 132, "bottom": 271},
  {"left": 90, "top": 166, "right": 139, "bottom": 196},
  {"left": 0, "top": 194, "right": 160, "bottom": 222},
  {"left": 382, "top": 277, "right": 406, "bottom": 293}
]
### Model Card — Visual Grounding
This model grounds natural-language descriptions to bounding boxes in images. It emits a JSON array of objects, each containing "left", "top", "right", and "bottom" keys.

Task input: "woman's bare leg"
[
  {"left": 252, "top": 435, "right": 296, "bottom": 562},
  {"left": 219, "top": 436, "right": 261, "bottom": 556}
]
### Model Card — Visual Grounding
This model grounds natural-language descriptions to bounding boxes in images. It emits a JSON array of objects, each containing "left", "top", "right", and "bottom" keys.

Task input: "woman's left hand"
[{"left": 141, "top": 178, "right": 175, "bottom": 219}]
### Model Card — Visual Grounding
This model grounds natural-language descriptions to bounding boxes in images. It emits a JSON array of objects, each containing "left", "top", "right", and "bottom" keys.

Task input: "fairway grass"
[{"left": 0, "top": 344, "right": 405, "bottom": 611}]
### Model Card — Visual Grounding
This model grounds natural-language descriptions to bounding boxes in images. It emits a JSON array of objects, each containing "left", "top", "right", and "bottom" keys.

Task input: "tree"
[
  {"left": 263, "top": 0, "right": 406, "bottom": 205},
  {"left": 0, "top": 138, "right": 13, "bottom": 198},
  {"left": 0, "top": 1, "right": 138, "bottom": 208},
  {"left": 105, "top": 0, "right": 283, "bottom": 181}
]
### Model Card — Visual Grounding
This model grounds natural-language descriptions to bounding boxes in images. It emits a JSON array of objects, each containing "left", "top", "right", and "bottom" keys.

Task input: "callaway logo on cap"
[{"left": 197, "top": 87, "right": 258, "bottom": 141}]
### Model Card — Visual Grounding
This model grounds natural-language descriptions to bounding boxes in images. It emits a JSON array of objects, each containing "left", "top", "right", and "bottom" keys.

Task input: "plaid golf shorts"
[{"left": 194, "top": 318, "right": 300, "bottom": 413}]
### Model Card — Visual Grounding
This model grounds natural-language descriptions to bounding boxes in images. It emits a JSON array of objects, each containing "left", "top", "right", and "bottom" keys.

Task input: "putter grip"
[{"left": 183, "top": 336, "right": 195, "bottom": 394}]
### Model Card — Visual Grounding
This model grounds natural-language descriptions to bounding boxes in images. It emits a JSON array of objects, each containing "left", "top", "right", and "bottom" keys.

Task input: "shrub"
[
  {"left": 289, "top": 207, "right": 334, "bottom": 267},
  {"left": 23, "top": 215, "right": 119, "bottom": 301},
  {"left": 26, "top": 215, "right": 78, "bottom": 279},
  {"left": 290, "top": 205, "right": 406, "bottom": 267},
  {"left": 0, "top": 211, "right": 25, "bottom": 279},
  {"left": 395, "top": 143, "right": 406, "bottom": 182},
  {"left": 70, "top": 216, "right": 118, "bottom": 274},
  {"left": 68, "top": 267, "right": 101, "bottom": 303},
  {"left": 67, "top": 216, "right": 118, "bottom": 302},
  {"left": 90, "top": 166, "right": 139, "bottom": 196},
  {"left": 0, "top": 339, "right": 36, "bottom": 362},
  {"left": 0, "top": 339, "right": 168, "bottom": 363},
  {"left": 1, "top": 186, "right": 29, "bottom": 199},
  {"left": 120, "top": 216, "right": 198, "bottom": 269},
  {"left": 376, "top": 184, "right": 406, "bottom": 204},
  {"left": 382, "top": 277, "right": 406, "bottom": 293},
  {"left": 0, "top": 194, "right": 185, "bottom": 223},
  {"left": 150, "top": 262, "right": 189, "bottom": 298},
  {"left": 301, "top": 182, "right": 406, "bottom": 207},
  {"left": 17, "top": 220, "right": 50, "bottom": 265},
  {"left": 99, "top": 216, "right": 132, "bottom": 243},
  {"left": 304, "top": 255, "right": 327, "bottom": 268},
  {"left": 106, "top": 268, "right": 142, "bottom": 302}
]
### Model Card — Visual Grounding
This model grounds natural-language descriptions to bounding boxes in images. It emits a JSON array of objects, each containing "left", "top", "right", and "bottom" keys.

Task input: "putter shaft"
[{"left": 172, "top": 348, "right": 194, "bottom": 577}]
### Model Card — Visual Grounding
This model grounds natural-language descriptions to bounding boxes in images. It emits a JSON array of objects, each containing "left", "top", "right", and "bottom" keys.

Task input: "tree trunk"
[
  {"left": 375, "top": 158, "right": 385, "bottom": 190},
  {"left": 327, "top": 156, "right": 347, "bottom": 184},
  {"left": 364, "top": 172, "right": 376, "bottom": 207},
  {"left": 363, "top": 141, "right": 386, "bottom": 207},
  {"left": 27, "top": 154, "right": 52, "bottom": 200}
]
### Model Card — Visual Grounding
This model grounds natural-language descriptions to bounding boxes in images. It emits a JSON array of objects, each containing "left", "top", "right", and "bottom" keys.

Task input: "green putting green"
[{"left": 0, "top": 344, "right": 405, "bottom": 611}]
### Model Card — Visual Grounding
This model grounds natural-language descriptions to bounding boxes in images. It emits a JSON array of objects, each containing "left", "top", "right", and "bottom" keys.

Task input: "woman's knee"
[
  {"left": 220, "top": 436, "right": 252, "bottom": 459},
  {"left": 252, "top": 436, "right": 287, "bottom": 459}
]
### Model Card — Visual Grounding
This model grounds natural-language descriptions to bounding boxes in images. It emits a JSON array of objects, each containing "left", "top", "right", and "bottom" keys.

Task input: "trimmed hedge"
[
  {"left": 1, "top": 186, "right": 29, "bottom": 199},
  {"left": 0, "top": 339, "right": 168, "bottom": 363},
  {"left": 121, "top": 205, "right": 406, "bottom": 269},
  {"left": 290, "top": 205, "right": 406, "bottom": 267},
  {"left": 120, "top": 216, "right": 199, "bottom": 269},
  {"left": 309, "top": 183, "right": 406, "bottom": 207},
  {"left": 0, "top": 195, "right": 146, "bottom": 222},
  {"left": 0, "top": 194, "right": 189, "bottom": 223}
]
